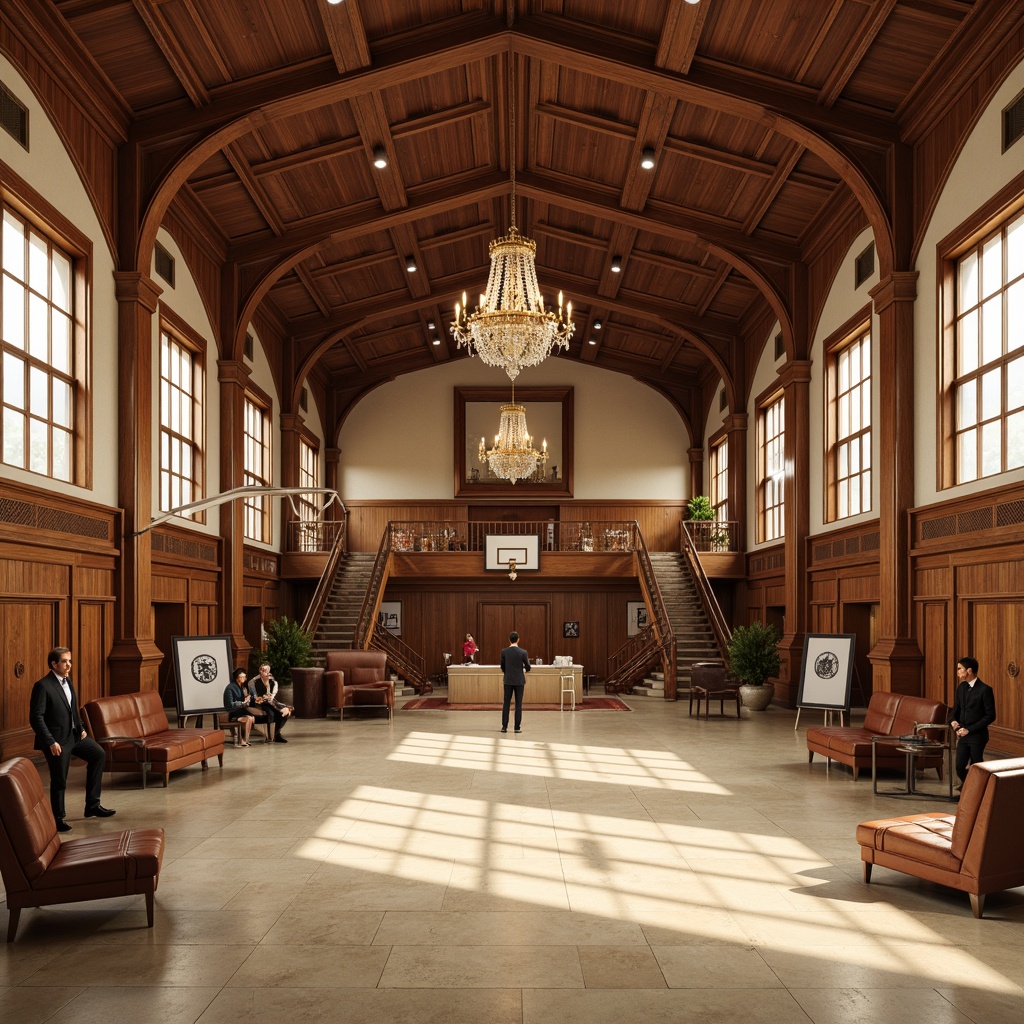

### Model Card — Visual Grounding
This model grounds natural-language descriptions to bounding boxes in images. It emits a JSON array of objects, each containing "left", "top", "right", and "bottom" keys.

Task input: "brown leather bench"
[
  {"left": 806, "top": 692, "right": 948, "bottom": 780},
  {"left": 857, "top": 756, "right": 1024, "bottom": 917},
  {"left": 0, "top": 757, "right": 164, "bottom": 941},
  {"left": 83, "top": 690, "right": 225, "bottom": 788}
]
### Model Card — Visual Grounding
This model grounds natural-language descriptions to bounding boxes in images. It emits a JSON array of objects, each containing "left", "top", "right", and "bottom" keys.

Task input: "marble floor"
[{"left": 2, "top": 696, "right": 1022, "bottom": 1024}]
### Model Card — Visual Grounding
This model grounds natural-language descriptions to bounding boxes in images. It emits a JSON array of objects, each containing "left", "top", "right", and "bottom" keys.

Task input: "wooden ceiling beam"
[
  {"left": 130, "top": 0, "right": 210, "bottom": 106},
  {"left": 655, "top": 0, "right": 710, "bottom": 75},
  {"left": 817, "top": 0, "right": 898, "bottom": 108},
  {"left": 293, "top": 263, "right": 331, "bottom": 319},
  {"left": 318, "top": 0, "right": 372, "bottom": 75},
  {"left": 350, "top": 93, "right": 408, "bottom": 211},
  {"left": 662, "top": 137, "right": 775, "bottom": 178},
  {"left": 742, "top": 142, "right": 804, "bottom": 236},
  {"left": 224, "top": 143, "right": 285, "bottom": 236}
]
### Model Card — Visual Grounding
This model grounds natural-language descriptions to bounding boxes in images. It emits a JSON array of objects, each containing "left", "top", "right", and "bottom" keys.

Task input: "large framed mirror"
[{"left": 454, "top": 386, "right": 573, "bottom": 497}]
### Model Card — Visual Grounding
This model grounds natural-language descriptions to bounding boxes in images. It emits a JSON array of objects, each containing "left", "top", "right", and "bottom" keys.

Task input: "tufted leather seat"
[
  {"left": 857, "top": 756, "right": 1024, "bottom": 917},
  {"left": 83, "top": 691, "right": 225, "bottom": 787},
  {"left": 0, "top": 757, "right": 164, "bottom": 941},
  {"left": 323, "top": 650, "right": 394, "bottom": 721}
]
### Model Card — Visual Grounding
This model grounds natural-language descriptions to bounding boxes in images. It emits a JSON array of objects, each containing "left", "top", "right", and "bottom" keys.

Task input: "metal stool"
[{"left": 560, "top": 671, "right": 576, "bottom": 711}]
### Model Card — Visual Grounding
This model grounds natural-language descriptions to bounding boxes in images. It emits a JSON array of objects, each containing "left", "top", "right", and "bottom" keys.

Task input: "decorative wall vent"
[
  {"left": 0, "top": 497, "right": 108, "bottom": 539},
  {"left": 151, "top": 531, "right": 217, "bottom": 563},
  {"left": 996, "top": 499, "right": 1024, "bottom": 527},
  {"left": 0, "top": 82, "right": 28, "bottom": 149},
  {"left": 920, "top": 514, "right": 957, "bottom": 541},
  {"left": 154, "top": 242, "right": 175, "bottom": 287},
  {"left": 1004, "top": 89, "right": 1024, "bottom": 151},
  {"left": 300, "top": 386, "right": 309, "bottom": 412},
  {"left": 244, "top": 333, "right": 254, "bottom": 360},
  {"left": 854, "top": 242, "right": 875, "bottom": 288},
  {"left": 862, "top": 532, "right": 879, "bottom": 550},
  {"left": 774, "top": 332, "right": 784, "bottom": 360}
]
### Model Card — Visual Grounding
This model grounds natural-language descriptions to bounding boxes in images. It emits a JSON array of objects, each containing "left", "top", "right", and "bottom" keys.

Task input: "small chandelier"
[
  {"left": 451, "top": 61, "right": 574, "bottom": 381},
  {"left": 478, "top": 385, "right": 549, "bottom": 484}
]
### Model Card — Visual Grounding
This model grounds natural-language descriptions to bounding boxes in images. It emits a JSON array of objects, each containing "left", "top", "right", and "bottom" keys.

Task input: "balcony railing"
[
  {"left": 682, "top": 519, "right": 739, "bottom": 552},
  {"left": 286, "top": 517, "right": 346, "bottom": 553},
  {"left": 389, "top": 520, "right": 636, "bottom": 553}
]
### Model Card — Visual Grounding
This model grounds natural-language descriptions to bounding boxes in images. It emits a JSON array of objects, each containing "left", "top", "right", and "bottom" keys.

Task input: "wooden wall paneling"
[
  {"left": 918, "top": 600, "right": 951, "bottom": 708},
  {"left": 75, "top": 601, "right": 113, "bottom": 705},
  {"left": 967, "top": 600, "right": 1023, "bottom": 740},
  {"left": 192, "top": 605, "right": 219, "bottom": 635},
  {"left": 151, "top": 574, "right": 189, "bottom": 603},
  {"left": 0, "top": 600, "right": 58, "bottom": 757},
  {"left": 838, "top": 571, "right": 879, "bottom": 604}
]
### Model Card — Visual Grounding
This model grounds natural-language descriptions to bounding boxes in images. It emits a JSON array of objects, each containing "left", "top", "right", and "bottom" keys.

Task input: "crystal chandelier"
[
  {"left": 478, "top": 386, "right": 549, "bottom": 484},
  {"left": 451, "top": 62, "right": 574, "bottom": 381}
]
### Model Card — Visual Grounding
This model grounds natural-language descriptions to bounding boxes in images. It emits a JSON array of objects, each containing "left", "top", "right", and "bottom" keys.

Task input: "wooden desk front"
[{"left": 448, "top": 665, "right": 582, "bottom": 704}]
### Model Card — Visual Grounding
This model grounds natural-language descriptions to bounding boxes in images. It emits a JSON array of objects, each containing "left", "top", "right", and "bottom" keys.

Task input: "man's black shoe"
[
  {"left": 501, "top": 728, "right": 507, "bottom": 733},
  {"left": 514, "top": 729, "right": 522, "bottom": 734},
  {"left": 274, "top": 734, "right": 288, "bottom": 743},
  {"left": 56, "top": 819, "right": 72, "bottom": 833},
  {"left": 84, "top": 804, "right": 116, "bottom": 818}
]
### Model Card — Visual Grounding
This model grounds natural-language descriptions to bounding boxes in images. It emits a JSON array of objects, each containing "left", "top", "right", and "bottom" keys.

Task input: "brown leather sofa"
[
  {"left": 83, "top": 690, "right": 226, "bottom": 788},
  {"left": 806, "top": 692, "right": 948, "bottom": 780},
  {"left": 0, "top": 757, "right": 165, "bottom": 941},
  {"left": 857, "top": 756, "right": 1024, "bottom": 917},
  {"left": 324, "top": 650, "right": 394, "bottom": 720}
]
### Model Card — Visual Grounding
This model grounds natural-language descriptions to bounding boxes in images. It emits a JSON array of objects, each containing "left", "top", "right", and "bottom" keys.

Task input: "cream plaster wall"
[
  {"left": 338, "top": 357, "right": 690, "bottom": 500},
  {"left": 915, "top": 58, "right": 1024, "bottom": 506},
  {"left": 1, "top": 56, "right": 119, "bottom": 505},
  {"left": 808, "top": 226, "right": 880, "bottom": 535}
]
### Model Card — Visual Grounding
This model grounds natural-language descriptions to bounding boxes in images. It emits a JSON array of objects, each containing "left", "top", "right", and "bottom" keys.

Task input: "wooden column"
[
  {"left": 280, "top": 411, "right": 301, "bottom": 551},
  {"left": 218, "top": 359, "right": 251, "bottom": 666},
  {"left": 778, "top": 359, "right": 812, "bottom": 705},
  {"left": 868, "top": 271, "right": 922, "bottom": 694},
  {"left": 109, "top": 271, "right": 164, "bottom": 693},
  {"left": 725, "top": 412, "right": 748, "bottom": 536}
]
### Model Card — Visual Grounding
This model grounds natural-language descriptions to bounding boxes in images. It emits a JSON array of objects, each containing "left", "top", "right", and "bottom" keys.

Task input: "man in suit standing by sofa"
[
  {"left": 500, "top": 631, "right": 531, "bottom": 735},
  {"left": 949, "top": 656, "right": 997, "bottom": 788},
  {"left": 29, "top": 646, "right": 115, "bottom": 832}
]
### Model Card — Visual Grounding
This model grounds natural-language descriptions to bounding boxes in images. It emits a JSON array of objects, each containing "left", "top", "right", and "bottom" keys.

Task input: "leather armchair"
[
  {"left": 324, "top": 650, "right": 394, "bottom": 721},
  {"left": 0, "top": 757, "right": 164, "bottom": 941}
]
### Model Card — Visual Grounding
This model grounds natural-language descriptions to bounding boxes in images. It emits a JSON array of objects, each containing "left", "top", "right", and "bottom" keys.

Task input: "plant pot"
[{"left": 739, "top": 682, "right": 775, "bottom": 711}]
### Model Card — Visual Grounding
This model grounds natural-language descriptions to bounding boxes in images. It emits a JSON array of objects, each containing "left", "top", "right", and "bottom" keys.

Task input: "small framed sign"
[
  {"left": 796, "top": 633, "right": 856, "bottom": 711},
  {"left": 563, "top": 621, "right": 580, "bottom": 639}
]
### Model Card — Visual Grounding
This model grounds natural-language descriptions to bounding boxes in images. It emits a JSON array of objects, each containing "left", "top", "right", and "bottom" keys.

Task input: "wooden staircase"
[
  {"left": 308, "top": 552, "right": 376, "bottom": 661},
  {"left": 646, "top": 552, "right": 726, "bottom": 692}
]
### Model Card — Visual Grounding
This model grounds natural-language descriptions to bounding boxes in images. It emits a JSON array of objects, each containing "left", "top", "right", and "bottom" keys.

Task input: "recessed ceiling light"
[
  {"left": 405, "top": 256, "right": 417, "bottom": 273},
  {"left": 610, "top": 256, "right": 622, "bottom": 273},
  {"left": 588, "top": 339, "right": 597, "bottom": 346},
  {"left": 432, "top": 337, "right": 441, "bottom": 346},
  {"left": 593, "top": 321, "right": 602, "bottom": 330},
  {"left": 427, "top": 321, "right": 436, "bottom": 329},
  {"left": 372, "top": 145, "right": 388, "bottom": 169},
  {"left": 640, "top": 146, "right": 656, "bottom": 170},
  {"left": 327, "top": 0, "right": 344, "bottom": 6}
]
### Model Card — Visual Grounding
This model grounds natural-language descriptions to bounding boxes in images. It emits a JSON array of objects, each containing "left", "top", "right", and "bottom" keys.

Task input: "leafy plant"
[
  {"left": 249, "top": 615, "right": 312, "bottom": 685},
  {"left": 726, "top": 621, "right": 781, "bottom": 687},
  {"left": 687, "top": 495, "right": 716, "bottom": 521}
]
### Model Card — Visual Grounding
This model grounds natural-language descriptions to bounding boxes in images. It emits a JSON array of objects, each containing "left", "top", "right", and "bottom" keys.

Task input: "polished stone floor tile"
[{"left": 3, "top": 701, "right": 1023, "bottom": 1024}]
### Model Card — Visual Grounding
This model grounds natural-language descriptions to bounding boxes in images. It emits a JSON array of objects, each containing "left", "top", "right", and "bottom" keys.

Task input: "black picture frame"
[
  {"left": 172, "top": 634, "right": 234, "bottom": 716},
  {"left": 796, "top": 633, "right": 856, "bottom": 711},
  {"left": 563, "top": 621, "right": 580, "bottom": 639}
]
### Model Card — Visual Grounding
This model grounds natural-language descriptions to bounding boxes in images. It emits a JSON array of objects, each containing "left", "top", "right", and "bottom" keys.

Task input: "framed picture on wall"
[
  {"left": 378, "top": 601, "right": 402, "bottom": 636},
  {"left": 563, "top": 621, "right": 580, "bottom": 639},
  {"left": 172, "top": 634, "right": 234, "bottom": 716},
  {"left": 627, "top": 601, "right": 649, "bottom": 636}
]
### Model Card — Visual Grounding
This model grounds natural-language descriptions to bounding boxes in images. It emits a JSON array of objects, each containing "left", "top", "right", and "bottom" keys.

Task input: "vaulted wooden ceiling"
[{"left": 26, "top": 0, "right": 997, "bottom": 427}]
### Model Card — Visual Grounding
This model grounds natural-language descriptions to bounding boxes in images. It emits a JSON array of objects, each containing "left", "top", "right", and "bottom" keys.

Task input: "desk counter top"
[{"left": 448, "top": 664, "right": 582, "bottom": 704}]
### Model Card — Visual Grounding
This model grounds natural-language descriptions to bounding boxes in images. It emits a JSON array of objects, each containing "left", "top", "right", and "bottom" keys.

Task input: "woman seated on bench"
[{"left": 223, "top": 667, "right": 272, "bottom": 746}]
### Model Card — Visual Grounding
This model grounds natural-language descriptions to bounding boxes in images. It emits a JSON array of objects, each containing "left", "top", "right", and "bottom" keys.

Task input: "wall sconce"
[{"left": 507, "top": 558, "right": 517, "bottom": 581}]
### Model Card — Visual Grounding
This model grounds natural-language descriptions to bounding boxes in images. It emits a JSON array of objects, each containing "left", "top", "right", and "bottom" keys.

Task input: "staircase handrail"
[
  {"left": 370, "top": 622, "right": 429, "bottom": 694},
  {"left": 631, "top": 522, "right": 676, "bottom": 697},
  {"left": 680, "top": 521, "right": 733, "bottom": 664},
  {"left": 353, "top": 524, "right": 395, "bottom": 649},
  {"left": 300, "top": 520, "right": 350, "bottom": 638},
  {"left": 603, "top": 624, "right": 661, "bottom": 692}
]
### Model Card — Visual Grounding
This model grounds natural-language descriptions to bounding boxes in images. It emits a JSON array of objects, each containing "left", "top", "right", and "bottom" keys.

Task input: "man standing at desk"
[
  {"left": 500, "top": 631, "right": 530, "bottom": 734},
  {"left": 949, "top": 656, "right": 996, "bottom": 788}
]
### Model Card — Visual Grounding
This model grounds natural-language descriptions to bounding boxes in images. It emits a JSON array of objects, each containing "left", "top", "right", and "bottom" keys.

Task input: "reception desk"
[{"left": 448, "top": 664, "right": 583, "bottom": 704}]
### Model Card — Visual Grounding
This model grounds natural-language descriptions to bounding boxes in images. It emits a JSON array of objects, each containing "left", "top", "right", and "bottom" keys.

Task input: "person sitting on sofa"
[{"left": 223, "top": 667, "right": 271, "bottom": 746}]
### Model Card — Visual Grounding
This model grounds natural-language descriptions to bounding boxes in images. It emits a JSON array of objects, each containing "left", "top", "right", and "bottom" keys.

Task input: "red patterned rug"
[{"left": 400, "top": 696, "right": 631, "bottom": 711}]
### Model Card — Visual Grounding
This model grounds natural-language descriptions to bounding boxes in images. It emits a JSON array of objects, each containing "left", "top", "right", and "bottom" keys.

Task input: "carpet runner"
[{"left": 401, "top": 696, "right": 631, "bottom": 711}]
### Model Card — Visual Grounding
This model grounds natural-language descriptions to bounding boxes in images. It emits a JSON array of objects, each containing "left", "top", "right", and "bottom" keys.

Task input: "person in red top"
[{"left": 462, "top": 633, "right": 478, "bottom": 664}]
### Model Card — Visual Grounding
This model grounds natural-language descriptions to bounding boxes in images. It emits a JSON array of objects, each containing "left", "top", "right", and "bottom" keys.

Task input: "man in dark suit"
[
  {"left": 500, "top": 631, "right": 531, "bottom": 734},
  {"left": 949, "top": 655, "right": 997, "bottom": 788},
  {"left": 29, "top": 646, "right": 115, "bottom": 832}
]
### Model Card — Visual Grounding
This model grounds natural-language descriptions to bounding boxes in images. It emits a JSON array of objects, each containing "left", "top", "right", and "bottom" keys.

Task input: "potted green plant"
[
  {"left": 250, "top": 615, "right": 313, "bottom": 687},
  {"left": 687, "top": 495, "right": 717, "bottom": 551},
  {"left": 726, "top": 621, "right": 781, "bottom": 711}
]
